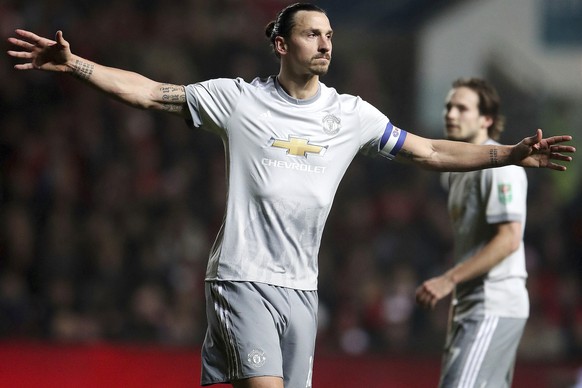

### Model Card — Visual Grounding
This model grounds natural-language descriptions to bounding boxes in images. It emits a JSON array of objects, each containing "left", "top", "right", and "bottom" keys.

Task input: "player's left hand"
[{"left": 512, "top": 129, "right": 575, "bottom": 171}]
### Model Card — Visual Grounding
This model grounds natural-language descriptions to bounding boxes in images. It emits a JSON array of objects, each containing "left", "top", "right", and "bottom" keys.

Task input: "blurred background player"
[{"left": 416, "top": 78, "right": 529, "bottom": 387}]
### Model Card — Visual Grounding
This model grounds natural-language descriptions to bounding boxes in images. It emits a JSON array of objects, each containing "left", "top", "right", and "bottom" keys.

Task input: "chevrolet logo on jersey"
[{"left": 269, "top": 136, "right": 328, "bottom": 157}]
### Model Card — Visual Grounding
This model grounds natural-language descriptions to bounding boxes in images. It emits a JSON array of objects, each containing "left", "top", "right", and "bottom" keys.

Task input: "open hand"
[
  {"left": 513, "top": 129, "right": 575, "bottom": 171},
  {"left": 7, "top": 29, "right": 72, "bottom": 73}
]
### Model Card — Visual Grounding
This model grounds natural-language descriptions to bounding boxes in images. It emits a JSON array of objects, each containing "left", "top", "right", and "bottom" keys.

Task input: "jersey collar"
[{"left": 273, "top": 76, "right": 321, "bottom": 105}]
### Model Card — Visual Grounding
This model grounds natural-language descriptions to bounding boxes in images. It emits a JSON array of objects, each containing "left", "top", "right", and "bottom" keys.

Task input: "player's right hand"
[{"left": 7, "top": 29, "right": 73, "bottom": 73}]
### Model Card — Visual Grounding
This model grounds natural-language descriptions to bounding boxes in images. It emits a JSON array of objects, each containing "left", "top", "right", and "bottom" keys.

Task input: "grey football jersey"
[
  {"left": 185, "top": 76, "right": 406, "bottom": 290},
  {"left": 447, "top": 139, "right": 529, "bottom": 318}
]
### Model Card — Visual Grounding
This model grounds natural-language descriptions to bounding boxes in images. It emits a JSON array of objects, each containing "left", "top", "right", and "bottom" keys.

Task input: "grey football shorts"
[
  {"left": 201, "top": 281, "right": 318, "bottom": 388},
  {"left": 439, "top": 315, "right": 527, "bottom": 388}
]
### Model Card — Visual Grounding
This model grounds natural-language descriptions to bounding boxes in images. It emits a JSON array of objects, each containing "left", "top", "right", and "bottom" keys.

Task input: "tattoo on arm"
[
  {"left": 489, "top": 148, "right": 499, "bottom": 167},
  {"left": 72, "top": 59, "right": 94, "bottom": 80},
  {"left": 160, "top": 84, "right": 186, "bottom": 112}
]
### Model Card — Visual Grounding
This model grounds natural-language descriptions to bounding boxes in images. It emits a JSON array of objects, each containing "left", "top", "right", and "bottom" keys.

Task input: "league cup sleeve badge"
[{"left": 498, "top": 183, "right": 513, "bottom": 204}]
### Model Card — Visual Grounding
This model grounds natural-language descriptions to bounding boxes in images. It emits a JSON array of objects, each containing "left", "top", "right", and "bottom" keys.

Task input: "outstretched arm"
[
  {"left": 397, "top": 129, "right": 575, "bottom": 172},
  {"left": 7, "top": 29, "right": 189, "bottom": 118}
]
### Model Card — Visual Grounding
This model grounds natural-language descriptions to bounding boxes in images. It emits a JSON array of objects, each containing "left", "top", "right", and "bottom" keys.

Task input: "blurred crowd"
[{"left": 1, "top": 0, "right": 581, "bottom": 362}]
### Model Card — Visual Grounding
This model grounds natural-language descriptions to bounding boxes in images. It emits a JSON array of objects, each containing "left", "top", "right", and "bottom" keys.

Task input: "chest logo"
[
  {"left": 322, "top": 114, "right": 341, "bottom": 135},
  {"left": 269, "top": 136, "right": 328, "bottom": 157}
]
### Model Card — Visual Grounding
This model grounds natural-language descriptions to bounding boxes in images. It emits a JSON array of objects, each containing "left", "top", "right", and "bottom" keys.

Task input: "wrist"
[
  {"left": 67, "top": 56, "right": 94, "bottom": 80},
  {"left": 444, "top": 272, "right": 457, "bottom": 286},
  {"left": 63, "top": 54, "right": 78, "bottom": 73}
]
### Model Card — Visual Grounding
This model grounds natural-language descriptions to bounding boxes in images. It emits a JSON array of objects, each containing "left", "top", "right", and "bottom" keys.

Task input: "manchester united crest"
[
  {"left": 247, "top": 348, "right": 266, "bottom": 368},
  {"left": 322, "top": 114, "right": 341, "bottom": 135}
]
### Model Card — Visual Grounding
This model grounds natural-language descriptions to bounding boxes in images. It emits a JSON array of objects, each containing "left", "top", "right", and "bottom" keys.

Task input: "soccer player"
[
  {"left": 415, "top": 78, "right": 534, "bottom": 387},
  {"left": 8, "top": 3, "right": 575, "bottom": 388}
]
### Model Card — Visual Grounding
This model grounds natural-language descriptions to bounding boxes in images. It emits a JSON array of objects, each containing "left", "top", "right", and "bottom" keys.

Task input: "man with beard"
[{"left": 8, "top": 4, "right": 575, "bottom": 388}]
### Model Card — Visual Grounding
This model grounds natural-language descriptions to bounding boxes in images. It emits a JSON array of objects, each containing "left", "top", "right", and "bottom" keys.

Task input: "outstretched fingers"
[
  {"left": 7, "top": 37, "right": 35, "bottom": 51},
  {"left": 10, "top": 29, "right": 57, "bottom": 52},
  {"left": 7, "top": 48, "right": 32, "bottom": 59},
  {"left": 15, "top": 29, "right": 55, "bottom": 45},
  {"left": 546, "top": 149, "right": 575, "bottom": 170},
  {"left": 12, "top": 63, "right": 34, "bottom": 71},
  {"left": 540, "top": 135, "right": 576, "bottom": 166},
  {"left": 15, "top": 29, "right": 37, "bottom": 39},
  {"left": 546, "top": 162, "right": 568, "bottom": 172},
  {"left": 7, "top": 38, "right": 34, "bottom": 70},
  {"left": 551, "top": 144, "right": 576, "bottom": 154},
  {"left": 7, "top": 36, "right": 33, "bottom": 70},
  {"left": 546, "top": 135, "right": 574, "bottom": 145}
]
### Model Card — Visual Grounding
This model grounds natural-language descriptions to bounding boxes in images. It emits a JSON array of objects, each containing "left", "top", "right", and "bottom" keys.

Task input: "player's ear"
[
  {"left": 481, "top": 115, "right": 493, "bottom": 130},
  {"left": 274, "top": 36, "right": 288, "bottom": 56}
]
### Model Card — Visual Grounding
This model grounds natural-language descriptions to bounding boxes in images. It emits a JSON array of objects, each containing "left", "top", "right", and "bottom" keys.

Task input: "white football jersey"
[
  {"left": 447, "top": 139, "right": 529, "bottom": 318},
  {"left": 185, "top": 76, "right": 406, "bottom": 290}
]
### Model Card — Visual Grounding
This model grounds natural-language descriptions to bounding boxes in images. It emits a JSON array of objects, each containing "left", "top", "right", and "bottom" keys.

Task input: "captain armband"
[{"left": 378, "top": 122, "right": 407, "bottom": 160}]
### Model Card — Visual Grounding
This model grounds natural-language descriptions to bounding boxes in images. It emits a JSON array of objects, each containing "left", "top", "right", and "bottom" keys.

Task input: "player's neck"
[
  {"left": 276, "top": 72, "right": 320, "bottom": 100},
  {"left": 473, "top": 131, "right": 490, "bottom": 145}
]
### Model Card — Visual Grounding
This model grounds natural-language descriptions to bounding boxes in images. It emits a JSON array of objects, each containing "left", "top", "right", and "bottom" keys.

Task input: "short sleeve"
[
  {"left": 482, "top": 166, "right": 528, "bottom": 224},
  {"left": 356, "top": 98, "right": 406, "bottom": 159},
  {"left": 184, "top": 78, "right": 244, "bottom": 133}
]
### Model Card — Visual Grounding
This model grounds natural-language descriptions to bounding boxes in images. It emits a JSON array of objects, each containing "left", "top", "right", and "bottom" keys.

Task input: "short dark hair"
[
  {"left": 264, "top": 3, "right": 326, "bottom": 58},
  {"left": 452, "top": 77, "right": 505, "bottom": 141}
]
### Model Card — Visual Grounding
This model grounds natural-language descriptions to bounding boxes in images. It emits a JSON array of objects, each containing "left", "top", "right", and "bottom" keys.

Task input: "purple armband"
[{"left": 379, "top": 122, "right": 407, "bottom": 160}]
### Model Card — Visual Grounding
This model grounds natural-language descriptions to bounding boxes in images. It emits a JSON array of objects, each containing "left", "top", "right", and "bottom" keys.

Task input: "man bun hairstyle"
[
  {"left": 453, "top": 77, "right": 506, "bottom": 141},
  {"left": 265, "top": 2, "right": 326, "bottom": 58}
]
